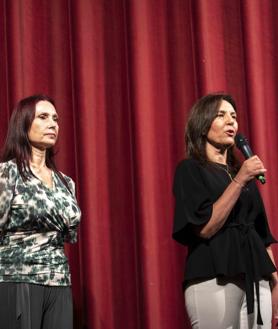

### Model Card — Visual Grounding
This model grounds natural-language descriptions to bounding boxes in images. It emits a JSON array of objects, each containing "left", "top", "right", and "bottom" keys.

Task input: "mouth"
[
  {"left": 45, "top": 133, "right": 57, "bottom": 138},
  {"left": 225, "top": 129, "right": 235, "bottom": 137}
]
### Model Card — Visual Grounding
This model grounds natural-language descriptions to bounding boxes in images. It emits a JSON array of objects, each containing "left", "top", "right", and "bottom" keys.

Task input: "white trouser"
[{"left": 185, "top": 277, "right": 272, "bottom": 329}]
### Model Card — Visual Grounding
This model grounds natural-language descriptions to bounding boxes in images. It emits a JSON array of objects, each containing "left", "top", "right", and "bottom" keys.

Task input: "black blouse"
[{"left": 172, "top": 158, "right": 277, "bottom": 324}]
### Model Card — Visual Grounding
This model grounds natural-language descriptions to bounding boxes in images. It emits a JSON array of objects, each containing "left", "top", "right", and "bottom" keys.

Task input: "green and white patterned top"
[{"left": 0, "top": 160, "right": 81, "bottom": 286}]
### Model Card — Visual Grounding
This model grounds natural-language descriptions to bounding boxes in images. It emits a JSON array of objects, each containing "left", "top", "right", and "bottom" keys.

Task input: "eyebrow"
[
  {"left": 37, "top": 112, "right": 59, "bottom": 117},
  {"left": 218, "top": 109, "right": 237, "bottom": 114}
]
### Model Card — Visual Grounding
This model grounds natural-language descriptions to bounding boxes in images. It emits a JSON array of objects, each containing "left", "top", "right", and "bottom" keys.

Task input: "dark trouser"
[{"left": 0, "top": 282, "right": 73, "bottom": 329}]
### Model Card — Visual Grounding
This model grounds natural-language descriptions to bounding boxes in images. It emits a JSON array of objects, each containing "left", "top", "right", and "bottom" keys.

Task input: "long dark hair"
[
  {"left": 1, "top": 94, "right": 70, "bottom": 189},
  {"left": 185, "top": 93, "right": 239, "bottom": 171}
]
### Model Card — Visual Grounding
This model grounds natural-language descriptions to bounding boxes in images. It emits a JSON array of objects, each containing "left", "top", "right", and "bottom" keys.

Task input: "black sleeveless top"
[{"left": 172, "top": 158, "right": 277, "bottom": 324}]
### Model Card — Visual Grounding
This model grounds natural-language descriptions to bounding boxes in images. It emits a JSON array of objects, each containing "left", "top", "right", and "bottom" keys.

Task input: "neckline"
[
  {"left": 31, "top": 169, "right": 56, "bottom": 191},
  {"left": 209, "top": 161, "right": 228, "bottom": 168},
  {"left": 214, "top": 162, "right": 228, "bottom": 168}
]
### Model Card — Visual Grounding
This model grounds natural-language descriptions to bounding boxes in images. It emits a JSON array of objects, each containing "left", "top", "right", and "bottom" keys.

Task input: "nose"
[
  {"left": 226, "top": 113, "right": 235, "bottom": 125},
  {"left": 48, "top": 118, "right": 58, "bottom": 129}
]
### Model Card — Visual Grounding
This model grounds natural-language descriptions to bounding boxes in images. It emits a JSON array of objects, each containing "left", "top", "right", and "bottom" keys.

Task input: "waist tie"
[
  {"left": 16, "top": 283, "right": 31, "bottom": 329},
  {"left": 227, "top": 223, "right": 263, "bottom": 325}
]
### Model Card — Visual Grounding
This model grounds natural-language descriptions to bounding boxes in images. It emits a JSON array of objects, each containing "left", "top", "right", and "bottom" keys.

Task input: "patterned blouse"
[{"left": 0, "top": 160, "right": 81, "bottom": 286}]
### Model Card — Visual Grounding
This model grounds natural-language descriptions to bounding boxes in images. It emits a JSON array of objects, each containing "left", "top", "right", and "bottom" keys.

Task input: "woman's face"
[
  {"left": 206, "top": 100, "right": 238, "bottom": 148},
  {"left": 28, "top": 101, "right": 59, "bottom": 150}
]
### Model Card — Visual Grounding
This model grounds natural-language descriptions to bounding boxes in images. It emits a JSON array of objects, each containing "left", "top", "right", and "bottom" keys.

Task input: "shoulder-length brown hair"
[
  {"left": 185, "top": 93, "right": 239, "bottom": 170},
  {"left": 1, "top": 94, "right": 69, "bottom": 189}
]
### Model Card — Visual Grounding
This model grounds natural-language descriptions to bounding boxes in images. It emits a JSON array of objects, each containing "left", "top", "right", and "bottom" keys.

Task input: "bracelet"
[{"left": 233, "top": 178, "right": 245, "bottom": 188}]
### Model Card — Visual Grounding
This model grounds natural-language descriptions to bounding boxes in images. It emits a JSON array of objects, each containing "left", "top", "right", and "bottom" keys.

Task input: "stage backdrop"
[{"left": 1, "top": 0, "right": 278, "bottom": 328}]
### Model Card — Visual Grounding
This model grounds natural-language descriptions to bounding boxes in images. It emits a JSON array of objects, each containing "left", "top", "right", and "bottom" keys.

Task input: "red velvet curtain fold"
[{"left": 1, "top": 1, "right": 278, "bottom": 328}]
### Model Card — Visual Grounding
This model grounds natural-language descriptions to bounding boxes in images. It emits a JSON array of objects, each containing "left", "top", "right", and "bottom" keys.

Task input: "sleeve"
[
  {"left": 0, "top": 161, "right": 17, "bottom": 230},
  {"left": 253, "top": 184, "right": 277, "bottom": 246},
  {"left": 66, "top": 176, "right": 76, "bottom": 195},
  {"left": 172, "top": 160, "right": 213, "bottom": 245},
  {"left": 63, "top": 175, "right": 81, "bottom": 243}
]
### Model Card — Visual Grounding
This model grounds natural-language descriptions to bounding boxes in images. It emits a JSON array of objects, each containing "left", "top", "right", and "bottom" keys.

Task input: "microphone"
[{"left": 234, "top": 133, "right": 266, "bottom": 184}]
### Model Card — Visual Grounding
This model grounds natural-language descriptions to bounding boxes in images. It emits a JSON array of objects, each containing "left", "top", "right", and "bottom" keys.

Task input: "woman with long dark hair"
[
  {"left": 172, "top": 93, "right": 278, "bottom": 328},
  {"left": 0, "top": 94, "right": 81, "bottom": 329}
]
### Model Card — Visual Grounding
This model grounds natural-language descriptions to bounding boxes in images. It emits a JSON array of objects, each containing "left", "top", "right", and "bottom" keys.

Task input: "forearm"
[
  {"left": 266, "top": 246, "right": 278, "bottom": 288},
  {"left": 197, "top": 179, "right": 243, "bottom": 239}
]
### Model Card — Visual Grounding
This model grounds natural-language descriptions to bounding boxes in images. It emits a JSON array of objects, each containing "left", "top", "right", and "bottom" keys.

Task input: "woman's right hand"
[{"left": 234, "top": 155, "right": 267, "bottom": 186}]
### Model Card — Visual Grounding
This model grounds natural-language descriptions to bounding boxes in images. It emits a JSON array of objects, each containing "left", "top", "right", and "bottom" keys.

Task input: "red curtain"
[{"left": 1, "top": 1, "right": 278, "bottom": 328}]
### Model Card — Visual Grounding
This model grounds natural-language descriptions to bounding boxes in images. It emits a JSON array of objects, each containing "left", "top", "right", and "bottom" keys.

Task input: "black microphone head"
[
  {"left": 235, "top": 133, "right": 253, "bottom": 158},
  {"left": 234, "top": 133, "right": 248, "bottom": 148},
  {"left": 235, "top": 133, "right": 265, "bottom": 184}
]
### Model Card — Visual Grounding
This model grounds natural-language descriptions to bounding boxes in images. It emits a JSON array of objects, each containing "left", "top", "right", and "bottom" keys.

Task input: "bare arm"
[
  {"left": 266, "top": 246, "right": 278, "bottom": 287},
  {"left": 197, "top": 156, "right": 266, "bottom": 239},
  {"left": 196, "top": 179, "right": 242, "bottom": 238}
]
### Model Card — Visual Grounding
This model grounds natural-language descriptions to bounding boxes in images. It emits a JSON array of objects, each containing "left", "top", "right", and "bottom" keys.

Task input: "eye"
[
  {"left": 53, "top": 116, "right": 59, "bottom": 122},
  {"left": 230, "top": 113, "right": 237, "bottom": 120},
  {"left": 38, "top": 114, "right": 47, "bottom": 119}
]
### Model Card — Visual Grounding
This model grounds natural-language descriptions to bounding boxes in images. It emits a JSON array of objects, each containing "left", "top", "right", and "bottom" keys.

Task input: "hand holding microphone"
[{"left": 234, "top": 133, "right": 266, "bottom": 185}]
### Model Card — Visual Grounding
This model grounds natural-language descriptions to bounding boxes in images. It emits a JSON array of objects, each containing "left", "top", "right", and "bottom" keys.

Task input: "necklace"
[
  {"left": 213, "top": 162, "right": 249, "bottom": 193},
  {"left": 29, "top": 163, "right": 54, "bottom": 189},
  {"left": 214, "top": 163, "right": 233, "bottom": 181},
  {"left": 30, "top": 163, "right": 46, "bottom": 172}
]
